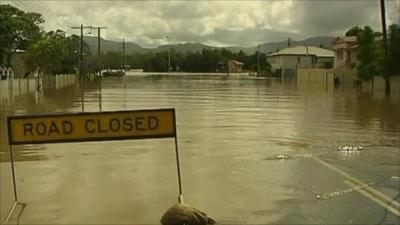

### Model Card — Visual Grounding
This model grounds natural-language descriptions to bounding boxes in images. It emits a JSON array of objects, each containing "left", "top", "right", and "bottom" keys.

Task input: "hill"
[
  {"left": 83, "top": 36, "right": 147, "bottom": 54},
  {"left": 243, "top": 36, "right": 336, "bottom": 54},
  {"left": 83, "top": 36, "right": 336, "bottom": 55}
]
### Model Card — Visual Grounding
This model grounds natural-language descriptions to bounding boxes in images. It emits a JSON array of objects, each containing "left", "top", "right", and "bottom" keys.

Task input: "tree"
[
  {"left": 356, "top": 26, "right": 382, "bottom": 81},
  {"left": 387, "top": 24, "right": 400, "bottom": 75},
  {"left": 245, "top": 51, "right": 270, "bottom": 74},
  {"left": 345, "top": 26, "right": 362, "bottom": 37},
  {"left": 0, "top": 4, "right": 44, "bottom": 65},
  {"left": 200, "top": 49, "right": 221, "bottom": 72},
  {"left": 60, "top": 35, "right": 84, "bottom": 74},
  {"left": 150, "top": 52, "right": 168, "bottom": 72},
  {"left": 25, "top": 30, "right": 68, "bottom": 75},
  {"left": 237, "top": 50, "right": 246, "bottom": 63},
  {"left": 24, "top": 30, "right": 91, "bottom": 75},
  {"left": 102, "top": 51, "right": 123, "bottom": 69},
  {"left": 220, "top": 48, "right": 234, "bottom": 60}
]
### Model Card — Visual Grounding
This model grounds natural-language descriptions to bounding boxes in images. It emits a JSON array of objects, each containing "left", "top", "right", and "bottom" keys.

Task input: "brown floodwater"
[{"left": 0, "top": 74, "right": 399, "bottom": 224}]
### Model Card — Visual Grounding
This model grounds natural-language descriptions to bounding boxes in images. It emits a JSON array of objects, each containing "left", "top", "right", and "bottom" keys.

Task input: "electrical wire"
[{"left": 5, "top": 0, "right": 29, "bottom": 11}]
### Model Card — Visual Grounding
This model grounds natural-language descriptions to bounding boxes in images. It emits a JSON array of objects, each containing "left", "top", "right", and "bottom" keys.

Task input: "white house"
[{"left": 267, "top": 46, "right": 334, "bottom": 78}]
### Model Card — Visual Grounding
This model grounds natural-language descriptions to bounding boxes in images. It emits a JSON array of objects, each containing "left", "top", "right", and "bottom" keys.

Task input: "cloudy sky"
[{"left": 5, "top": 0, "right": 400, "bottom": 47}]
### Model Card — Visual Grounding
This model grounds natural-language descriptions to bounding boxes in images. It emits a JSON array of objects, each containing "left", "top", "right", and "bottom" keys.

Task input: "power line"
[
  {"left": 36, "top": 0, "right": 52, "bottom": 12},
  {"left": 7, "top": 1, "right": 29, "bottom": 11},
  {"left": 36, "top": 0, "right": 76, "bottom": 27},
  {"left": 13, "top": 0, "right": 42, "bottom": 13},
  {"left": 5, "top": 0, "right": 76, "bottom": 28},
  {"left": 29, "top": 0, "right": 46, "bottom": 13},
  {"left": 89, "top": 26, "right": 108, "bottom": 56}
]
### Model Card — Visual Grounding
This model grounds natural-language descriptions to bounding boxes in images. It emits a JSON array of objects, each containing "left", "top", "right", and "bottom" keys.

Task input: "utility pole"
[
  {"left": 122, "top": 38, "right": 126, "bottom": 70},
  {"left": 80, "top": 24, "right": 83, "bottom": 76},
  {"left": 90, "top": 26, "right": 107, "bottom": 57},
  {"left": 87, "top": 26, "right": 107, "bottom": 74},
  {"left": 380, "top": 0, "right": 390, "bottom": 95},
  {"left": 71, "top": 24, "right": 92, "bottom": 112},
  {"left": 71, "top": 24, "right": 92, "bottom": 80},
  {"left": 88, "top": 26, "right": 107, "bottom": 112},
  {"left": 166, "top": 35, "right": 170, "bottom": 73},
  {"left": 98, "top": 28, "right": 101, "bottom": 56},
  {"left": 257, "top": 44, "right": 260, "bottom": 76}
]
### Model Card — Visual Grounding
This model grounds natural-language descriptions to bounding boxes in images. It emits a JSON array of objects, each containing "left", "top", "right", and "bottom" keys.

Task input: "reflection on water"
[{"left": 0, "top": 75, "right": 399, "bottom": 224}]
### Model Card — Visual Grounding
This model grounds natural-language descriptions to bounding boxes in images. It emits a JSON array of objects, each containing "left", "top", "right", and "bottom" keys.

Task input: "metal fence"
[{"left": 0, "top": 66, "right": 14, "bottom": 80}]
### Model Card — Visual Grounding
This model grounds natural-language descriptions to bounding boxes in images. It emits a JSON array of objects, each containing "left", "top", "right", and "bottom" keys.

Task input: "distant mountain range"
[{"left": 83, "top": 36, "right": 336, "bottom": 55}]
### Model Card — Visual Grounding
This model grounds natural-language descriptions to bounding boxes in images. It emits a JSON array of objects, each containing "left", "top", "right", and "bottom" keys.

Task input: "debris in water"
[
  {"left": 315, "top": 193, "right": 322, "bottom": 199},
  {"left": 264, "top": 153, "right": 291, "bottom": 161},
  {"left": 161, "top": 203, "right": 215, "bottom": 225},
  {"left": 315, "top": 181, "right": 373, "bottom": 200},
  {"left": 337, "top": 145, "right": 363, "bottom": 153},
  {"left": 275, "top": 154, "right": 289, "bottom": 160},
  {"left": 337, "top": 145, "right": 363, "bottom": 155}
]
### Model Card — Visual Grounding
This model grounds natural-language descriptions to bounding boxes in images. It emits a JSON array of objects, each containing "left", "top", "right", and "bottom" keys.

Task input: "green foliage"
[
  {"left": 60, "top": 35, "right": 81, "bottom": 74},
  {"left": 387, "top": 24, "right": 400, "bottom": 75},
  {"left": 25, "top": 30, "right": 91, "bottom": 75},
  {"left": 0, "top": 4, "right": 44, "bottom": 65},
  {"left": 348, "top": 24, "right": 399, "bottom": 80},
  {"left": 356, "top": 26, "right": 382, "bottom": 81},
  {"left": 247, "top": 51, "right": 270, "bottom": 72},
  {"left": 102, "top": 51, "right": 123, "bottom": 69},
  {"left": 25, "top": 30, "right": 68, "bottom": 75},
  {"left": 345, "top": 26, "right": 362, "bottom": 37},
  {"left": 100, "top": 48, "right": 271, "bottom": 73}
]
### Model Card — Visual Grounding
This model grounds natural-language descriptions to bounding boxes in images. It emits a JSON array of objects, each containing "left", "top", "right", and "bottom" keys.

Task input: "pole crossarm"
[
  {"left": 88, "top": 26, "right": 107, "bottom": 29},
  {"left": 70, "top": 26, "right": 93, "bottom": 29},
  {"left": 84, "top": 26, "right": 108, "bottom": 112}
]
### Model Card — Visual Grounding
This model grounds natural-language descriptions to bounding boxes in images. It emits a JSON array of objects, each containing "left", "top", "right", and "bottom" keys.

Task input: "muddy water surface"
[{"left": 0, "top": 75, "right": 399, "bottom": 224}]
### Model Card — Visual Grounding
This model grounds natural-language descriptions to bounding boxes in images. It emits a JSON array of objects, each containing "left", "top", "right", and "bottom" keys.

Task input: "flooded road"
[{"left": 1, "top": 75, "right": 399, "bottom": 224}]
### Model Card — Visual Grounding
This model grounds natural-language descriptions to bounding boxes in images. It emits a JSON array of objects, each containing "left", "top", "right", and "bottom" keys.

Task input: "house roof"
[
  {"left": 268, "top": 46, "right": 334, "bottom": 58},
  {"left": 228, "top": 60, "right": 244, "bottom": 65},
  {"left": 335, "top": 36, "right": 357, "bottom": 43}
]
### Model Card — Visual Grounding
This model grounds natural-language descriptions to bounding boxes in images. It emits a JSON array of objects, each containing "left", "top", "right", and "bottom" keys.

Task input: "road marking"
[
  {"left": 313, "top": 156, "right": 400, "bottom": 211},
  {"left": 344, "top": 180, "right": 400, "bottom": 217}
]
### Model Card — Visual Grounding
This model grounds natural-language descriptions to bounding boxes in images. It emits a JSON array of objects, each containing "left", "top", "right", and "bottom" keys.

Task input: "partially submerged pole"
[{"left": 380, "top": 0, "right": 390, "bottom": 95}]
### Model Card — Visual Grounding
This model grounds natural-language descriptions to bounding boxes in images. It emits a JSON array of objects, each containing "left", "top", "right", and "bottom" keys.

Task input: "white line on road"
[
  {"left": 313, "top": 156, "right": 400, "bottom": 212},
  {"left": 344, "top": 180, "right": 400, "bottom": 217}
]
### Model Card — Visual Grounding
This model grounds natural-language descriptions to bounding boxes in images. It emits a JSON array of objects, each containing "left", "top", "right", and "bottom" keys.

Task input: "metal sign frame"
[
  {"left": 5, "top": 108, "right": 184, "bottom": 222},
  {"left": 7, "top": 108, "right": 177, "bottom": 145}
]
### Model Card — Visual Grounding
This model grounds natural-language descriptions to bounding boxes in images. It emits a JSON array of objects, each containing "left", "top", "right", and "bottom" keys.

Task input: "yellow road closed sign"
[{"left": 7, "top": 108, "right": 176, "bottom": 145}]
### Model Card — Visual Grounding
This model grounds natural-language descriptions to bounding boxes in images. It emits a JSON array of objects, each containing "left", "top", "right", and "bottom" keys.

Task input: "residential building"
[
  {"left": 267, "top": 46, "right": 334, "bottom": 78},
  {"left": 227, "top": 60, "right": 244, "bottom": 73},
  {"left": 332, "top": 36, "right": 358, "bottom": 70}
]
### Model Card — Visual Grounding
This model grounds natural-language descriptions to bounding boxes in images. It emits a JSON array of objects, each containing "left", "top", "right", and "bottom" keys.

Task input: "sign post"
[
  {"left": 6, "top": 108, "right": 185, "bottom": 219},
  {"left": 172, "top": 112, "right": 184, "bottom": 203},
  {"left": 5, "top": 145, "right": 27, "bottom": 222}
]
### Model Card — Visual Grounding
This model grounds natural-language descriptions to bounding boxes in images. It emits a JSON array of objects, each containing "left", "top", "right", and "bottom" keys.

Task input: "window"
[{"left": 337, "top": 50, "right": 344, "bottom": 60}]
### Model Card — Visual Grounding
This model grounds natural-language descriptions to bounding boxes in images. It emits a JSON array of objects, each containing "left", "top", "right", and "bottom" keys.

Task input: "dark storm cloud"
[
  {"left": 3, "top": 0, "right": 399, "bottom": 47},
  {"left": 290, "top": 1, "right": 381, "bottom": 35},
  {"left": 202, "top": 28, "right": 303, "bottom": 47}
]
